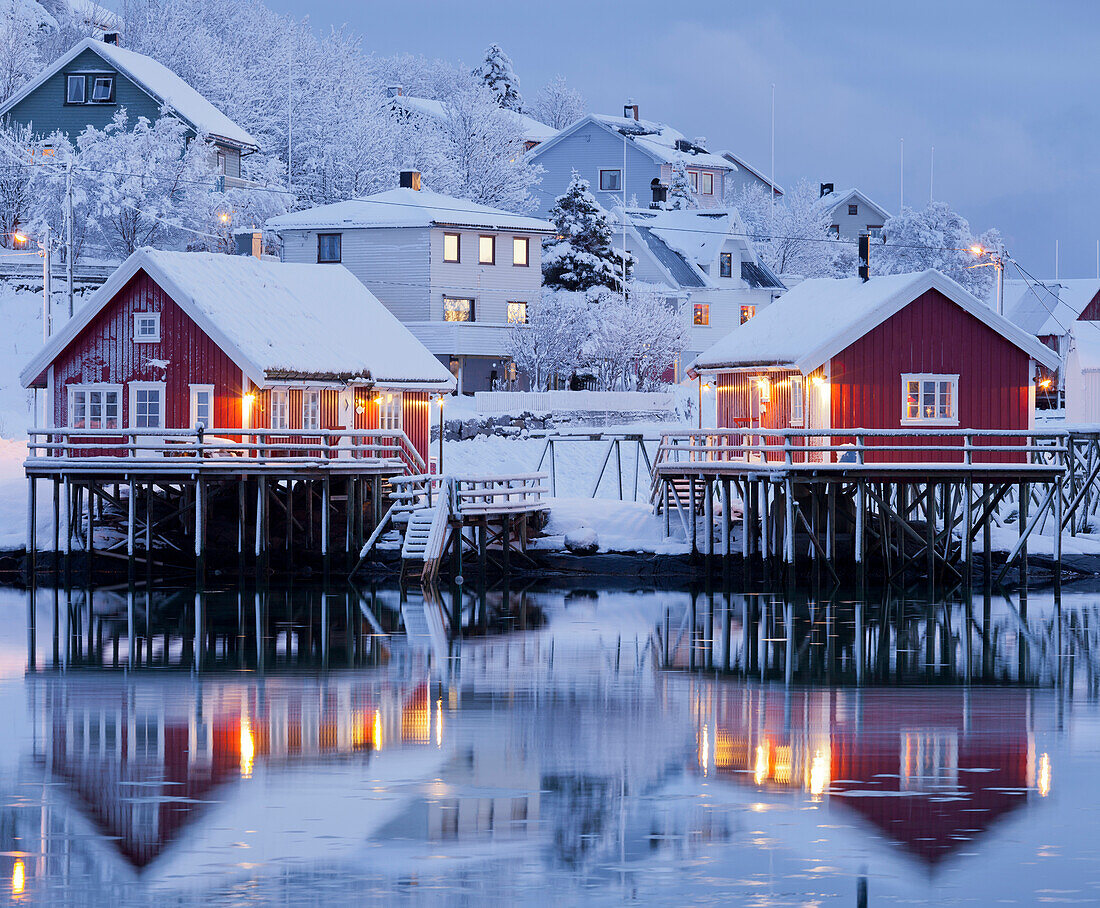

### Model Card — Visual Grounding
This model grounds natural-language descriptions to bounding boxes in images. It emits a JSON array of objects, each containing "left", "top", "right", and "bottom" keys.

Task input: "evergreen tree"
[
  {"left": 476, "top": 43, "right": 522, "bottom": 112},
  {"left": 542, "top": 171, "right": 633, "bottom": 293},
  {"left": 667, "top": 158, "right": 697, "bottom": 210}
]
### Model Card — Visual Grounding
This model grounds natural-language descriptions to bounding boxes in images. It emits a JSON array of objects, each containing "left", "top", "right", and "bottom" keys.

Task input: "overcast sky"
[{"left": 263, "top": 0, "right": 1097, "bottom": 278}]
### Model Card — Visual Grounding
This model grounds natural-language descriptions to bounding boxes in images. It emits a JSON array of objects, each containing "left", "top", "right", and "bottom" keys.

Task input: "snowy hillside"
[{"left": 0, "top": 280, "right": 46, "bottom": 439}]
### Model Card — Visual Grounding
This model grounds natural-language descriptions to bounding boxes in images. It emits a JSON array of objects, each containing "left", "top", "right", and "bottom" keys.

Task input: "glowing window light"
[
  {"left": 11, "top": 859, "right": 24, "bottom": 897},
  {"left": 753, "top": 743, "right": 769, "bottom": 785},
  {"left": 1038, "top": 752, "right": 1051, "bottom": 797},
  {"left": 240, "top": 714, "right": 254, "bottom": 779}
]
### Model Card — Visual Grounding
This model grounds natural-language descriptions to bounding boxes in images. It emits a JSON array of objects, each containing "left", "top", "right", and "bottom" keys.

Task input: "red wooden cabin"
[
  {"left": 20, "top": 249, "right": 455, "bottom": 469},
  {"left": 690, "top": 270, "right": 1061, "bottom": 463}
]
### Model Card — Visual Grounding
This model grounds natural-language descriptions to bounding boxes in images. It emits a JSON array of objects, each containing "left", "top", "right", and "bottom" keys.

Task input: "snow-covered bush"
[
  {"left": 543, "top": 172, "right": 632, "bottom": 293},
  {"left": 667, "top": 158, "right": 697, "bottom": 210}
]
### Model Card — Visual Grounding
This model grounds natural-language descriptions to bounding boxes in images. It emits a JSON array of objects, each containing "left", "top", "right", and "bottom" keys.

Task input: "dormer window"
[
  {"left": 66, "top": 75, "right": 85, "bottom": 104},
  {"left": 719, "top": 252, "right": 732, "bottom": 278},
  {"left": 90, "top": 76, "right": 114, "bottom": 103},
  {"left": 133, "top": 312, "right": 160, "bottom": 343}
]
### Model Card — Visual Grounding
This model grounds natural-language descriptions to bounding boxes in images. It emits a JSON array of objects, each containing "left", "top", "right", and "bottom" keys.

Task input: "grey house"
[
  {"left": 267, "top": 172, "right": 554, "bottom": 393},
  {"left": 526, "top": 103, "right": 738, "bottom": 218},
  {"left": 0, "top": 37, "right": 258, "bottom": 185},
  {"left": 819, "top": 186, "right": 891, "bottom": 241}
]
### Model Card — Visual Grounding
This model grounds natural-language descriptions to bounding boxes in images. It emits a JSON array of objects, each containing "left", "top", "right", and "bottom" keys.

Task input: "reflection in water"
[{"left": 0, "top": 580, "right": 1097, "bottom": 903}]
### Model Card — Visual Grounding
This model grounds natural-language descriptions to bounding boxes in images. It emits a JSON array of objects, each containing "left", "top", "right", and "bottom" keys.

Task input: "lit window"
[
  {"left": 700, "top": 172, "right": 713, "bottom": 195},
  {"left": 693, "top": 304, "right": 709, "bottom": 326},
  {"left": 270, "top": 389, "right": 289, "bottom": 429},
  {"left": 443, "top": 233, "right": 460, "bottom": 262},
  {"left": 66, "top": 74, "right": 85, "bottom": 104},
  {"left": 443, "top": 296, "right": 474, "bottom": 322},
  {"left": 302, "top": 390, "right": 320, "bottom": 430},
  {"left": 507, "top": 301, "right": 528, "bottom": 324},
  {"left": 133, "top": 312, "right": 160, "bottom": 342},
  {"left": 130, "top": 384, "right": 163, "bottom": 429},
  {"left": 479, "top": 235, "right": 495, "bottom": 264},
  {"left": 790, "top": 374, "right": 804, "bottom": 425},
  {"left": 719, "top": 252, "right": 732, "bottom": 278},
  {"left": 190, "top": 384, "right": 213, "bottom": 428},
  {"left": 90, "top": 76, "right": 113, "bottom": 102},
  {"left": 379, "top": 393, "right": 402, "bottom": 431},
  {"left": 506, "top": 362, "right": 517, "bottom": 382},
  {"left": 902, "top": 374, "right": 958, "bottom": 424},
  {"left": 512, "top": 236, "right": 529, "bottom": 266},
  {"left": 740, "top": 305, "right": 756, "bottom": 324},
  {"left": 848, "top": 204, "right": 858, "bottom": 216},
  {"left": 599, "top": 169, "right": 622, "bottom": 192},
  {"left": 317, "top": 233, "right": 341, "bottom": 263},
  {"left": 69, "top": 385, "right": 121, "bottom": 429}
]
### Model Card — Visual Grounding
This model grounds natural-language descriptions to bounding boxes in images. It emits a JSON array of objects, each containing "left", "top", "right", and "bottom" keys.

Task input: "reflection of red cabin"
[
  {"left": 691, "top": 270, "right": 1060, "bottom": 463},
  {"left": 20, "top": 249, "right": 455, "bottom": 468},
  {"left": 706, "top": 687, "right": 1035, "bottom": 867}
]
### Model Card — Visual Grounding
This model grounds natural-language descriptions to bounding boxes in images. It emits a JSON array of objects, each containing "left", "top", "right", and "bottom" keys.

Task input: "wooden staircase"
[
  {"left": 400, "top": 497, "right": 451, "bottom": 582},
  {"left": 653, "top": 475, "right": 709, "bottom": 516}
]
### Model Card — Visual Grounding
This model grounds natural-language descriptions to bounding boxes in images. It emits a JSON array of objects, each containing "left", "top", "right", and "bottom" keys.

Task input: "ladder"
[
  {"left": 653, "top": 476, "right": 709, "bottom": 515},
  {"left": 400, "top": 496, "right": 451, "bottom": 582}
]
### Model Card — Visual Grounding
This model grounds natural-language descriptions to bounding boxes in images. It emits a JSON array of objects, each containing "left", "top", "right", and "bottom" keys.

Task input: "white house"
[
  {"left": 613, "top": 206, "right": 785, "bottom": 379},
  {"left": 819, "top": 186, "right": 891, "bottom": 241},
  {"left": 266, "top": 172, "right": 554, "bottom": 392},
  {"left": 526, "top": 103, "right": 740, "bottom": 218}
]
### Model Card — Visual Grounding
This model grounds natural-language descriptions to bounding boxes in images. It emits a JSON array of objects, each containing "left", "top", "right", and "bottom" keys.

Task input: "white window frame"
[
  {"left": 302, "top": 389, "right": 321, "bottom": 431},
  {"left": 700, "top": 172, "right": 713, "bottom": 195},
  {"left": 901, "top": 373, "right": 959, "bottom": 426},
  {"left": 693, "top": 303, "right": 710, "bottom": 326},
  {"left": 133, "top": 312, "right": 161, "bottom": 343},
  {"left": 598, "top": 169, "right": 622, "bottom": 192},
  {"left": 189, "top": 384, "right": 214, "bottom": 430},
  {"left": 66, "top": 74, "right": 85, "bottom": 103},
  {"left": 379, "top": 392, "right": 402, "bottom": 431},
  {"left": 719, "top": 251, "right": 733, "bottom": 278},
  {"left": 128, "top": 382, "right": 165, "bottom": 429},
  {"left": 478, "top": 234, "right": 495, "bottom": 264},
  {"left": 512, "top": 236, "right": 529, "bottom": 266},
  {"left": 270, "top": 389, "right": 289, "bottom": 430},
  {"left": 790, "top": 374, "right": 805, "bottom": 426},
  {"left": 90, "top": 75, "right": 113, "bottom": 102},
  {"left": 443, "top": 232, "right": 461, "bottom": 263},
  {"left": 68, "top": 383, "right": 122, "bottom": 430}
]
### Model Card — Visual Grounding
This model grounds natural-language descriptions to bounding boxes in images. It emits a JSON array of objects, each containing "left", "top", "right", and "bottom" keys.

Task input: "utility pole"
[
  {"left": 40, "top": 224, "right": 50, "bottom": 341},
  {"left": 899, "top": 138, "right": 904, "bottom": 210},
  {"left": 65, "top": 157, "right": 74, "bottom": 318},
  {"left": 769, "top": 83, "right": 775, "bottom": 232},
  {"left": 994, "top": 245, "right": 1005, "bottom": 315}
]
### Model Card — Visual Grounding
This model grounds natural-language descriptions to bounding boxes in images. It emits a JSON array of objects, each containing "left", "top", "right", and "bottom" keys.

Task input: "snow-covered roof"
[
  {"left": 1002, "top": 278, "right": 1100, "bottom": 337},
  {"left": 392, "top": 94, "right": 557, "bottom": 145},
  {"left": 0, "top": 38, "right": 258, "bottom": 149},
  {"left": 529, "top": 114, "right": 733, "bottom": 171},
  {"left": 21, "top": 249, "right": 456, "bottom": 389},
  {"left": 266, "top": 187, "right": 554, "bottom": 233},
  {"left": 691, "top": 269, "right": 1060, "bottom": 375},
  {"left": 720, "top": 150, "right": 783, "bottom": 195},
  {"left": 821, "top": 187, "right": 891, "bottom": 221}
]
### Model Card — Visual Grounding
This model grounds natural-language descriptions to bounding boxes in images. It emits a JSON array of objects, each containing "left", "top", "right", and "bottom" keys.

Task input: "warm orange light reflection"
[
  {"left": 699, "top": 724, "right": 710, "bottom": 776},
  {"left": 753, "top": 743, "right": 769, "bottom": 785},
  {"left": 373, "top": 709, "right": 383, "bottom": 751},
  {"left": 11, "top": 859, "right": 24, "bottom": 897},
  {"left": 435, "top": 697, "right": 443, "bottom": 747},
  {"left": 240, "top": 715, "right": 255, "bottom": 778},
  {"left": 808, "top": 748, "right": 830, "bottom": 799},
  {"left": 1038, "top": 752, "right": 1051, "bottom": 797}
]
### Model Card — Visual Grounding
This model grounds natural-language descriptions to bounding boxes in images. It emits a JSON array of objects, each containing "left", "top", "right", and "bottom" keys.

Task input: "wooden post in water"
[
  {"left": 127, "top": 477, "right": 136, "bottom": 583},
  {"left": 321, "top": 475, "right": 331, "bottom": 574},
  {"left": 85, "top": 482, "right": 94, "bottom": 584},
  {"left": 194, "top": 477, "right": 205, "bottom": 586},
  {"left": 52, "top": 479, "right": 60, "bottom": 579},
  {"left": 26, "top": 477, "right": 36, "bottom": 584},
  {"left": 1018, "top": 481, "right": 1029, "bottom": 586},
  {"left": 688, "top": 476, "right": 698, "bottom": 555}
]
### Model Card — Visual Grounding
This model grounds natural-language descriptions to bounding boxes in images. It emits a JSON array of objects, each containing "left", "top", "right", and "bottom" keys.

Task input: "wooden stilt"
[
  {"left": 52, "top": 479, "right": 60, "bottom": 578},
  {"left": 26, "top": 477, "right": 36, "bottom": 582},
  {"left": 689, "top": 475, "right": 698, "bottom": 555},
  {"left": 195, "top": 477, "right": 205, "bottom": 585},
  {"left": 127, "top": 477, "right": 136, "bottom": 583},
  {"left": 721, "top": 479, "right": 731, "bottom": 558},
  {"left": 1019, "top": 481, "right": 1029, "bottom": 586}
]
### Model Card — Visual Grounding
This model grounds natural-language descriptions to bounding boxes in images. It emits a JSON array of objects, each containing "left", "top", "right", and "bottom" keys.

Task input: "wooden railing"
[
  {"left": 26, "top": 427, "right": 427, "bottom": 476},
  {"left": 450, "top": 473, "right": 549, "bottom": 516}
]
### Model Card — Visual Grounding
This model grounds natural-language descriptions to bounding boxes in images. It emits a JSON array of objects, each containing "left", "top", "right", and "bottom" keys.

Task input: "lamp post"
[
  {"left": 697, "top": 378, "right": 712, "bottom": 431},
  {"left": 437, "top": 394, "right": 445, "bottom": 475},
  {"left": 969, "top": 243, "right": 1005, "bottom": 315}
]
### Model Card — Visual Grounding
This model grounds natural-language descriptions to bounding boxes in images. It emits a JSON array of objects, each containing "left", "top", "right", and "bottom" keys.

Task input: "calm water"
[{"left": 0, "top": 578, "right": 1098, "bottom": 905}]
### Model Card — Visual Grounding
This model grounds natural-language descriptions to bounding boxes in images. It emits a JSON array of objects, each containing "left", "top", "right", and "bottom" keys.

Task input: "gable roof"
[
  {"left": 822, "top": 187, "right": 891, "bottom": 222},
  {"left": 20, "top": 249, "right": 456, "bottom": 389},
  {"left": 391, "top": 94, "right": 558, "bottom": 145},
  {"left": 1002, "top": 278, "right": 1100, "bottom": 337},
  {"left": 266, "top": 187, "right": 554, "bottom": 233},
  {"left": 690, "top": 269, "right": 1060, "bottom": 375},
  {"left": 0, "top": 38, "right": 258, "bottom": 149},
  {"left": 720, "top": 151, "right": 784, "bottom": 195},
  {"left": 528, "top": 114, "right": 734, "bottom": 171},
  {"left": 633, "top": 225, "right": 708, "bottom": 289}
]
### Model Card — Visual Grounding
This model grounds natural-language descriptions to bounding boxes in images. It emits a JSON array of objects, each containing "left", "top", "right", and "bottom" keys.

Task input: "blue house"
[
  {"left": 0, "top": 37, "right": 258, "bottom": 185},
  {"left": 526, "top": 101, "right": 739, "bottom": 218}
]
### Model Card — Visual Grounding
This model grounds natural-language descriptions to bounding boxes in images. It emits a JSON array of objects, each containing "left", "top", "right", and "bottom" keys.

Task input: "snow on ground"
[
  {"left": 0, "top": 282, "right": 44, "bottom": 440},
  {"left": 538, "top": 497, "right": 688, "bottom": 555}
]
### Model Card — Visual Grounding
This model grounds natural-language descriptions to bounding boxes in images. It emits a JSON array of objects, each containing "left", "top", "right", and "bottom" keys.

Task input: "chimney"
[
  {"left": 624, "top": 98, "right": 639, "bottom": 120},
  {"left": 819, "top": 182, "right": 834, "bottom": 198},
  {"left": 693, "top": 136, "right": 707, "bottom": 151},
  {"left": 858, "top": 234, "right": 870, "bottom": 282},
  {"left": 399, "top": 170, "right": 421, "bottom": 191},
  {"left": 387, "top": 84, "right": 403, "bottom": 98},
  {"left": 102, "top": 32, "right": 120, "bottom": 46},
  {"left": 650, "top": 178, "right": 667, "bottom": 209}
]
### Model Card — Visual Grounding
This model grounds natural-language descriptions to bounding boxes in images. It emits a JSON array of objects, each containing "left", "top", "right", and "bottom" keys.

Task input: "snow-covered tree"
[
  {"left": 0, "top": 121, "right": 45, "bottom": 248},
  {"left": 508, "top": 290, "right": 584, "bottom": 390},
  {"left": 475, "top": 43, "right": 521, "bottom": 112},
  {"left": 75, "top": 109, "right": 222, "bottom": 256},
  {"left": 874, "top": 201, "right": 997, "bottom": 298},
  {"left": 527, "top": 75, "right": 585, "bottom": 129},
  {"left": 0, "top": 1, "right": 42, "bottom": 102},
  {"left": 543, "top": 172, "right": 632, "bottom": 292},
  {"left": 667, "top": 158, "right": 697, "bottom": 210},
  {"left": 734, "top": 179, "right": 848, "bottom": 278}
]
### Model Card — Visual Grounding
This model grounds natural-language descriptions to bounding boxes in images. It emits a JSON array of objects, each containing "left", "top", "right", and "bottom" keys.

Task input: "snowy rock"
[
  {"left": 564, "top": 527, "right": 599, "bottom": 555},
  {"left": 460, "top": 419, "right": 481, "bottom": 440}
]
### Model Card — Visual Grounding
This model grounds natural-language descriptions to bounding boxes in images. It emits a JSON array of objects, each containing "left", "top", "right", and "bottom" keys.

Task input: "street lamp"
[
  {"left": 697, "top": 378, "right": 712, "bottom": 431},
  {"left": 969, "top": 243, "right": 1006, "bottom": 315},
  {"left": 437, "top": 394, "right": 445, "bottom": 474}
]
